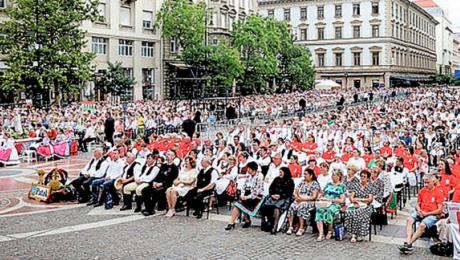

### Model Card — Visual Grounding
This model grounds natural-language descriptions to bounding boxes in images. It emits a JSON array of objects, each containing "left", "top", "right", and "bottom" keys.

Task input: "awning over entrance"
[
  {"left": 321, "top": 72, "right": 385, "bottom": 77},
  {"left": 390, "top": 75, "right": 432, "bottom": 82},
  {"left": 167, "top": 62, "right": 190, "bottom": 70}
]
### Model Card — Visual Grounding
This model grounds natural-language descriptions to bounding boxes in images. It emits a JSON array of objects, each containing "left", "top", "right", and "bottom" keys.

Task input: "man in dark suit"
[{"left": 104, "top": 112, "right": 115, "bottom": 146}]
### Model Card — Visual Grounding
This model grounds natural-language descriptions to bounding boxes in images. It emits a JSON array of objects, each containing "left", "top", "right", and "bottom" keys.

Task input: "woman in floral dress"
[
  {"left": 315, "top": 169, "right": 346, "bottom": 241},
  {"left": 344, "top": 170, "right": 374, "bottom": 242},
  {"left": 286, "top": 169, "right": 321, "bottom": 236}
]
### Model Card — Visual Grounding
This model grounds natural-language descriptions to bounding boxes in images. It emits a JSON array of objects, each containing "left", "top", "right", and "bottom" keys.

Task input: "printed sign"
[
  {"left": 29, "top": 183, "right": 51, "bottom": 202},
  {"left": 447, "top": 202, "right": 460, "bottom": 225}
]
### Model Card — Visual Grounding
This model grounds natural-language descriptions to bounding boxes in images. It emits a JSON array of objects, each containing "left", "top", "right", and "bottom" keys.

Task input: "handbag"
[
  {"left": 105, "top": 192, "right": 113, "bottom": 210},
  {"left": 225, "top": 180, "right": 238, "bottom": 199},
  {"left": 315, "top": 200, "right": 332, "bottom": 209}
]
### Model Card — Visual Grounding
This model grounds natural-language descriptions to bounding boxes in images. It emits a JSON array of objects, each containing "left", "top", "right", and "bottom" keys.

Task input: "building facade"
[
  {"left": 82, "top": 0, "right": 163, "bottom": 101},
  {"left": 414, "top": 0, "right": 454, "bottom": 76},
  {"left": 162, "top": 0, "right": 258, "bottom": 99},
  {"left": 0, "top": 0, "right": 162, "bottom": 102},
  {"left": 259, "top": 0, "right": 438, "bottom": 89}
]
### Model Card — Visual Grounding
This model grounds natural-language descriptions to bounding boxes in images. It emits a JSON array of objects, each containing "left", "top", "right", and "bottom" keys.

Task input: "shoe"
[
  {"left": 398, "top": 242, "right": 410, "bottom": 250},
  {"left": 86, "top": 200, "right": 97, "bottom": 206},
  {"left": 271, "top": 229, "right": 277, "bottom": 235},
  {"left": 113, "top": 201, "right": 120, "bottom": 206},
  {"left": 94, "top": 203, "right": 103, "bottom": 208},
  {"left": 286, "top": 227, "right": 293, "bottom": 235},
  {"left": 242, "top": 221, "right": 251, "bottom": 228},
  {"left": 351, "top": 235, "right": 357, "bottom": 243},
  {"left": 399, "top": 243, "right": 413, "bottom": 253},
  {"left": 225, "top": 223, "right": 235, "bottom": 230},
  {"left": 120, "top": 205, "right": 132, "bottom": 211},
  {"left": 196, "top": 211, "right": 203, "bottom": 219},
  {"left": 316, "top": 234, "right": 325, "bottom": 242},
  {"left": 326, "top": 231, "right": 333, "bottom": 240},
  {"left": 134, "top": 208, "right": 142, "bottom": 213},
  {"left": 142, "top": 210, "right": 155, "bottom": 216},
  {"left": 78, "top": 198, "right": 89, "bottom": 204},
  {"left": 192, "top": 211, "right": 198, "bottom": 216},
  {"left": 296, "top": 228, "right": 305, "bottom": 236}
]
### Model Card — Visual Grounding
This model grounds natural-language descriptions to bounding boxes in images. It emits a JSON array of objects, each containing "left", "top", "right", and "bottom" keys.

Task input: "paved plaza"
[{"left": 0, "top": 154, "right": 447, "bottom": 260}]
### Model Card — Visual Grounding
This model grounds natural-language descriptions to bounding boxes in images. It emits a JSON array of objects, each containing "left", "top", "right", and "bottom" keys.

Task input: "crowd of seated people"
[{"left": 20, "top": 87, "right": 458, "bottom": 256}]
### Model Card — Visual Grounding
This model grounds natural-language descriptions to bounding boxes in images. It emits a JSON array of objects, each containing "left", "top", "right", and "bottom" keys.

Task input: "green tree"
[
  {"left": 97, "top": 62, "right": 136, "bottom": 101},
  {"left": 0, "top": 0, "right": 100, "bottom": 105},
  {"left": 156, "top": 0, "right": 206, "bottom": 64},
  {"left": 233, "top": 16, "right": 285, "bottom": 94},
  {"left": 183, "top": 43, "right": 243, "bottom": 89},
  {"left": 279, "top": 44, "right": 315, "bottom": 91}
]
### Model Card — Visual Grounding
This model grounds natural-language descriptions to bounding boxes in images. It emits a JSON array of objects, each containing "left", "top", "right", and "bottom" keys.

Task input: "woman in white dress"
[
  {"left": 165, "top": 157, "right": 198, "bottom": 217},
  {"left": 215, "top": 156, "right": 239, "bottom": 205}
]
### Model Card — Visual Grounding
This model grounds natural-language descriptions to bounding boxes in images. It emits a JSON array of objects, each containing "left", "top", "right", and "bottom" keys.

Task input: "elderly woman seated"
[
  {"left": 344, "top": 170, "right": 375, "bottom": 242},
  {"left": 286, "top": 169, "right": 320, "bottom": 236},
  {"left": 225, "top": 162, "right": 264, "bottom": 230},
  {"left": 315, "top": 169, "right": 346, "bottom": 241},
  {"left": 260, "top": 167, "right": 295, "bottom": 235}
]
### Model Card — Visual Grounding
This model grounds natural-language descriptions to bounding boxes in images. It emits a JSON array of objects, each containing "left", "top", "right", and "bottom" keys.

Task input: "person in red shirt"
[
  {"left": 302, "top": 135, "right": 318, "bottom": 156},
  {"left": 447, "top": 157, "right": 460, "bottom": 179},
  {"left": 379, "top": 141, "right": 393, "bottom": 158},
  {"left": 321, "top": 143, "right": 336, "bottom": 164},
  {"left": 400, "top": 174, "right": 444, "bottom": 254},
  {"left": 438, "top": 159, "right": 458, "bottom": 199},
  {"left": 341, "top": 147, "right": 353, "bottom": 163},
  {"left": 362, "top": 147, "right": 373, "bottom": 167},
  {"left": 306, "top": 158, "right": 320, "bottom": 177},
  {"left": 452, "top": 187, "right": 460, "bottom": 202},
  {"left": 403, "top": 146, "right": 417, "bottom": 173},
  {"left": 394, "top": 141, "right": 407, "bottom": 158},
  {"left": 288, "top": 155, "right": 302, "bottom": 178}
]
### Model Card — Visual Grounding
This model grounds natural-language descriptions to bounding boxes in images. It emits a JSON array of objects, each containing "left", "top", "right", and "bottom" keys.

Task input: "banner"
[
  {"left": 29, "top": 183, "right": 51, "bottom": 202},
  {"left": 447, "top": 203, "right": 460, "bottom": 259}
]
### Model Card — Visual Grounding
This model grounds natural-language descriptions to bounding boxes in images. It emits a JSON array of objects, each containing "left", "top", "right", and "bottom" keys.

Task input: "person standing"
[{"left": 104, "top": 112, "right": 115, "bottom": 146}]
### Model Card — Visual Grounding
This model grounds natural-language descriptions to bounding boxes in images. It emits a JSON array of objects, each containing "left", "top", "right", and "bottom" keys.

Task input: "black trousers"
[
  {"left": 186, "top": 188, "right": 213, "bottom": 213},
  {"left": 78, "top": 137, "right": 95, "bottom": 152},
  {"left": 142, "top": 186, "right": 166, "bottom": 212},
  {"left": 71, "top": 175, "right": 92, "bottom": 200},
  {"left": 105, "top": 131, "right": 114, "bottom": 146}
]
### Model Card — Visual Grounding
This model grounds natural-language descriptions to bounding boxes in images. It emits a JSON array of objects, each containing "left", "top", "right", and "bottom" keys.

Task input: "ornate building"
[{"left": 259, "top": 0, "right": 438, "bottom": 88}]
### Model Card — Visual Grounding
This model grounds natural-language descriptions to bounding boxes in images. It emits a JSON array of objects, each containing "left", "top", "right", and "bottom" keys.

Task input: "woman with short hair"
[
  {"left": 286, "top": 169, "right": 320, "bottom": 236},
  {"left": 315, "top": 169, "right": 346, "bottom": 241}
]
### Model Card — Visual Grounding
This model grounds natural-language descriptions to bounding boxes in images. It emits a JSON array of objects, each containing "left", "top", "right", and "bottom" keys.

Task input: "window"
[
  {"left": 143, "top": 11, "right": 153, "bottom": 29},
  {"left": 353, "top": 4, "right": 360, "bottom": 16},
  {"left": 229, "top": 17, "right": 235, "bottom": 31},
  {"left": 353, "top": 52, "right": 361, "bottom": 66},
  {"left": 335, "top": 5, "right": 342, "bottom": 18},
  {"left": 317, "top": 6, "right": 324, "bottom": 19},
  {"left": 141, "top": 41, "right": 155, "bottom": 57},
  {"left": 284, "top": 8, "right": 290, "bottom": 21},
  {"left": 170, "top": 37, "right": 177, "bottom": 53},
  {"left": 0, "top": 34, "right": 6, "bottom": 54},
  {"left": 123, "top": 68, "right": 134, "bottom": 80},
  {"left": 300, "top": 28, "right": 307, "bottom": 41},
  {"left": 120, "top": 7, "right": 132, "bottom": 26},
  {"left": 300, "top": 7, "right": 307, "bottom": 20},
  {"left": 372, "top": 2, "right": 379, "bottom": 15},
  {"left": 317, "top": 53, "right": 325, "bottom": 67},
  {"left": 353, "top": 26, "right": 360, "bottom": 38},
  {"left": 268, "top": 9, "right": 274, "bottom": 18},
  {"left": 317, "top": 28, "right": 324, "bottom": 40},
  {"left": 335, "top": 53, "right": 342, "bottom": 66},
  {"left": 372, "top": 25, "right": 380, "bottom": 37},
  {"left": 91, "top": 37, "right": 108, "bottom": 55},
  {"left": 97, "top": 3, "right": 106, "bottom": 21},
  {"left": 354, "top": 80, "right": 361, "bottom": 89},
  {"left": 335, "top": 27, "right": 342, "bottom": 39},
  {"left": 118, "top": 39, "right": 133, "bottom": 56},
  {"left": 372, "top": 51, "right": 380, "bottom": 65},
  {"left": 221, "top": 12, "right": 227, "bottom": 28}
]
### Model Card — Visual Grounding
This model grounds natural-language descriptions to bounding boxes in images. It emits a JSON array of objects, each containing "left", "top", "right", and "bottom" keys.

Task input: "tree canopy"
[{"left": 0, "top": 0, "right": 100, "bottom": 105}]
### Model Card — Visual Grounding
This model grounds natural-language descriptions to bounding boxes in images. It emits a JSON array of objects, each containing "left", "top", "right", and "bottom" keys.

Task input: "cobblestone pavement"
[
  {"left": 0, "top": 152, "right": 448, "bottom": 259},
  {"left": 0, "top": 205, "right": 447, "bottom": 260}
]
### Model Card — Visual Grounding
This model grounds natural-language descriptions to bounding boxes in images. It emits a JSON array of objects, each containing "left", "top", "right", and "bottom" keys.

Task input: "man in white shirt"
[
  {"left": 71, "top": 148, "right": 108, "bottom": 203},
  {"left": 92, "top": 150, "right": 125, "bottom": 208},
  {"left": 265, "top": 153, "right": 286, "bottom": 190},
  {"left": 119, "top": 153, "right": 143, "bottom": 211},
  {"left": 123, "top": 153, "right": 160, "bottom": 212},
  {"left": 79, "top": 122, "right": 97, "bottom": 153}
]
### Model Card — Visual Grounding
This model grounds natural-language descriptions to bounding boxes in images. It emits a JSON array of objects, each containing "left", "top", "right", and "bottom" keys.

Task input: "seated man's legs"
[
  {"left": 121, "top": 182, "right": 138, "bottom": 210},
  {"left": 134, "top": 183, "right": 149, "bottom": 212},
  {"left": 141, "top": 185, "right": 154, "bottom": 215},
  {"left": 70, "top": 175, "right": 88, "bottom": 202},
  {"left": 89, "top": 178, "right": 105, "bottom": 205},
  {"left": 406, "top": 212, "right": 438, "bottom": 246},
  {"left": 98, "top": 179, "right": 116, "bottom": 206}
]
